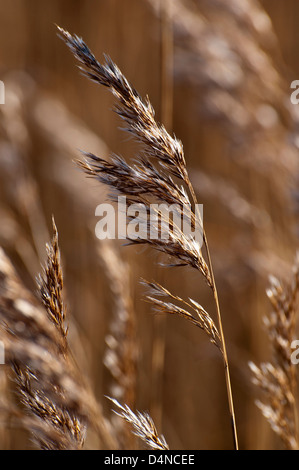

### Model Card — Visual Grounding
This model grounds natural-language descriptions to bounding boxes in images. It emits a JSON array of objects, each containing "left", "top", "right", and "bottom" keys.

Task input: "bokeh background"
[{"left": 0, "top": 0, "right": 299, "bottom": 450}]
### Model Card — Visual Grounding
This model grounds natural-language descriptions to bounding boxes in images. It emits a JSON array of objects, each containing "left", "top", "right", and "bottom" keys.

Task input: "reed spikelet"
[
  {"left": 36, "top": 217, "right": 68, "bottom": 350},
  {"left": 59, "top": 26, "right": 239, "bottom": 449},
  {"left": 142, "top": 279, "right": 221, "bottom": 350},
  {"left": 249, "top": 252, "right": 299, "bottom": 450},
  {"left": 108, "top": 397, "right": 169, "bottom": 451}
]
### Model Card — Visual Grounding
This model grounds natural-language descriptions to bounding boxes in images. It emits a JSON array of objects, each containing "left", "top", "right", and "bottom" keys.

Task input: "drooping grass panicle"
[
  {"left": 79, "top": 155, "right": 210, "bottom": 285},
  {"left": 58, "top": 27, "right": 211, "bottom": 285},
  {"left": 79, "top": 152, "right": 191, "bottom": 209},
  {"left": 142, "top": 279, "right": 221, "bottom": 350},
  {"left": 57, "top": 26, "right": 187, "bottom": 183},
  {"left": 108, "top": 397, "right": 169, "bottom": 451},
  {"left": 11, "top": 363, "right": 84, "bottom": 450},
  {"left": 59, "top": 26, "right": 238, "bottom": 449}
]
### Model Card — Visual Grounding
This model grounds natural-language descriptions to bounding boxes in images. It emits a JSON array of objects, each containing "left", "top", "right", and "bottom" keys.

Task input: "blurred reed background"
[{"left": 0, "top": 0, "right": 298, "bottom": 450}]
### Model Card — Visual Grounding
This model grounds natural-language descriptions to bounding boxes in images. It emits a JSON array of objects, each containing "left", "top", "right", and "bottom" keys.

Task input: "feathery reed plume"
[
  {"left": 36, "top": 217, "right": 67, "bottom": 350},
  {"left": 58, "top": 27, "right": 209, "bottom": 283},
  {"left": 59, "top": 26, "right": 239, "bottom": 449},
  {"left": 146, "top": 0, "right": 299, "bottom": 282},
  {"left": 249, "top": 253, "right": 299, "bottom": 450},
  {"left": 57, "top": 27, "right": 187, "bottom": 182},
  {"left": 108, "top": 397, "right": 169, "bottom": 451},
  {"left": 0, "top": 246, "right": 85, "bottom": 449},
  {"left": 99, "top": 241, "right": 137, "bottom": 449},
  {"left": 0, "top": 230, "right": 117, "bottom": 449}
]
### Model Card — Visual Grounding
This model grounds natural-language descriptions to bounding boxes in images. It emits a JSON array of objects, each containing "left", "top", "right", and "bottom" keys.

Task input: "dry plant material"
[
  {"left": 36, "top": 217, "right": 68, "bottom": 350},
  {"left": 108, "top": 397, "right": 169, "bottom": 451},
  {"left": 0, "top": 76, "right": 50, "bottom": 268},
  {"left": 143, "top": 279, "right": 221, "bottom": 350},
  {"left": 99, "top": 241, "right": 137, "bottom": 449},
  {"left": 59, "top": 27, "right": 239, "bottom": 449},
  {"left": 146, "top": 0, "right": 298, "bottom": 176},
  {"left": 0, "top": 245, "right": 85, "bottom": 449},
  {"left": 250, "top": 253, "right": 299, "bottom": 450},
  {"left": 0, "top": 227, "right": 117, "bottom": 450},
  {"left": 147, "top": 0, "right": 299, "bottom": 303}
]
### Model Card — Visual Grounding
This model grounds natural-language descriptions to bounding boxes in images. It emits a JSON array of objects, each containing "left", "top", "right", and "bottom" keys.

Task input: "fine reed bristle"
[
  {"left": 108, "top": 397, "right": 169, "bottom": 451},
  {"left": 249, "top": 252, "right": 299, "bottom": 450}
]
